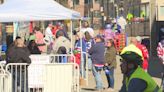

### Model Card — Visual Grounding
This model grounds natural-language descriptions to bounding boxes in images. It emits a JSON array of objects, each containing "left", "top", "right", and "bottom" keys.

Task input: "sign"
[
  {"left": 28, "top": 55, "right": 50, "bottom": 88},
  {"left": 141, "top": 0, "right": 150, "bottom": 3},
  {"left": 6, "top": 25, "right": 13, "bottom": 33}
]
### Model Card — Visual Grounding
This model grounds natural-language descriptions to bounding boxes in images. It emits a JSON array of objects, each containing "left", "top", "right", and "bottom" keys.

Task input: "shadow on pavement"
[
  {"left": 148, "top": 57, "right": 163, "bottom": 78},
  {"left": 81, "top": 88, "right": 95, "bottom": 91}
]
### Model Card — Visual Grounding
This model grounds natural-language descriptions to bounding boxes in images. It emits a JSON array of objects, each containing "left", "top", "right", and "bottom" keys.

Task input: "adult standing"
[
  {"left": 74, "top": 31, "right": 87, "bottom": 78},
  {"left": 28, "top": 40, "right": 41, "bottom": 54},
  {"left": 81, "top": 21, "right": 94, "bottom": 38},
  {"left": 53, "top": 31, "right": 71, "bottom": 54},
  {"left": 104, "top": 39, "right": 117, "bottom": 91},
  {"left": 131, "top": 36, "right": 149, "bottom": 71},
  {"left": 119, "top": 45, "right": 162, "bottom": 92},
  {"left": 84, "top": 31, "right": 95, "bottom": 70},
  {"left": 89, "top": 35, "right": 105, "bottom": 91},
  {"left": 157, "top": 38, "right": 164, "bottom": 91},
  {"left": 45, "top": 22, "right": 54, "bottom": 54},
  {"left": 157, "top": 38, "right": 164, "bottom": 63},
  {"left": 117, "top": 16, "right": 127, "bottom": 32},
  {"left": 34, "top": 27, "right": 46, "bottom": 53},
  {"left": 7, "top": 38, "right": 31, "bottom": 92}
]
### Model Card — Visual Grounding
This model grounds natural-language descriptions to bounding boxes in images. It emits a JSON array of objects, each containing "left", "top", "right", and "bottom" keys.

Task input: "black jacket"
[{"left": 8, "top": 46, "right": 31, "bottom": 64}]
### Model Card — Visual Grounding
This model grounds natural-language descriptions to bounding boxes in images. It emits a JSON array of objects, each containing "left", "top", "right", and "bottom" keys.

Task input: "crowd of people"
[{"left": 2, "top": 18, "right": 164, "bottom": 92}]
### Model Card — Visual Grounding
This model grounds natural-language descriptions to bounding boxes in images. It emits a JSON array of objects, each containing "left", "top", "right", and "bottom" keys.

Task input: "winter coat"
[
  {"left": 89, "top": 42, "right": 105, "bottom": 65},
  {"left": 7, "top": 46, "right": 31, "bottom": 64},
  {"left": 136, "top": 43, "right": 149, "bottom": 70},
  {"left": 53, "top": 36, "right": 71, "bottom": 53},
  {"left": 105, "top": 46, "right": 117, "bottom": 69}
]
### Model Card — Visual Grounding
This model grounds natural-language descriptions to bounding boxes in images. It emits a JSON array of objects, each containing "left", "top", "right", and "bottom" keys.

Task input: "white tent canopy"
[{"left": 0, "top": 0, "right": 81, "bottom": 22}]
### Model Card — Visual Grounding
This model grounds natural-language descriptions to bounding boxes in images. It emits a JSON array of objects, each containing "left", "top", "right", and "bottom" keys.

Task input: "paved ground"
[{"left": 80, "top": 56, "right": 162, "bottom": 92}]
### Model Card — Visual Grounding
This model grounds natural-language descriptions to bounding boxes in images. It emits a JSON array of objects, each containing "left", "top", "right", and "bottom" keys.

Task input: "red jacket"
[{"left": 136, "top": 43, "right": 149, "bottom": 70}]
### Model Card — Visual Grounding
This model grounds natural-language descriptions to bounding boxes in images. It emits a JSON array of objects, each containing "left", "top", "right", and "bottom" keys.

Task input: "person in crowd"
[
  {"left": 119, "top": 45, "right": 162, "bottom": 92},
  {"left": 53, "top": 31, "right": 71, "bottom": 54},
  {"left": 29, "top": 33, "right": 36, "bottom": 41},
  {"left": 117, "top": 16, "right": 127, "bottom": 32},
  {"left": 45, "top": 22, "right": 54, "bottom": 54},
  {"left": 56, "top": 46, "right": 67, "bottom": 63},
  {"left": 98, "top": 27, "right": 105, "bottom": 37},
  {"left": 157, "top": 38, "right": 164, "bottom": 62},
  {"left": 7, "top": 38, "right": 31, "bottom": 92},
  {"left": 28, "top": 40, "right": 41, "bottom": 54},
  {"left": 84, "top": 31, "right": 95, "bottom": 70},
  {"left": 26, "top": 32, "right": 36, "bottom": 45},
  {"left": 157, "top": 38, "right": 164, "bottom": 91},
  {"left": 89, "top": 35, "right": 105, "bottom": 91},
  {"left": 55, "top": 21, "right": 70, "bottom": 40},
  {"left": 51, "top": 24, "right": 60, "bottom": 36},
  {"left": 104, "top": 24, "right": 115, "bottom": 43},
  {"left": 34, "top": 26, "right": 46, "bottom": 53},
  {"left": 131, "top": 36, "right": 149, "bottom": 71},
  {"left": 81, "top": 21, "right": 94, "bottom": 38},
  {"left": 7, "top": 38, "right": 31, "bottom": 64},
  {"left": 105, "top": 17, "right": 112, "bottom": 28},
  {"left": 104, "top": 39, "right": 117, "bottom": 91},
  {"left": 6, "top": 36, "right": 21, "bottom": 62},
  {"left": 75, "top": 31, "right": 87, "bottom": 78},
  {"left": 111, "top": 19, "right": 122, "bottom": 33}
]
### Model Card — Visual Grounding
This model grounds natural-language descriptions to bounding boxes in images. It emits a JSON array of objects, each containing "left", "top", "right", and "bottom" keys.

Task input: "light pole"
[
  {"left": 90, "top": 0, "right": 93, "bottom": 26},
  {"left": 107, "top": 0, "right": 109, "bottom": 17},
  {"left": 101, "top": 0, "right": 104, "bottom": 27},
  {"left": 114, "top": 4, "right": 118, "bottom": 18}
]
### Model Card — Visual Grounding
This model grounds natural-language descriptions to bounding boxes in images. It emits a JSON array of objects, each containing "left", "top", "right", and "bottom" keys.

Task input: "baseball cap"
[
  {"left": 95, "top": 35, "right": 104, "bottom": 42},
  {"left": 136, "top": 36, "right": 142, "bottom": 42}
]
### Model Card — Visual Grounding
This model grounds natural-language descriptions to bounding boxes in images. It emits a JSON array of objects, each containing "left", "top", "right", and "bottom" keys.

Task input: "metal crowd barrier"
[
  {"left": 44, "top": 63, "right": 79, "bottom": 92},
  {"left": 80, "top": 52, "right": 89, "bottom": 86},
  {"left": 6, "top": 63, "right": 29, "bottom": 92},
  {"left": 0, "top": 64, "right": 11, "bottom": 92},
  {"left": 48, "top": 54, "right": 75, "bottom": 63},
  {"left": 1, "top": 54, "right": 79, "bottom": 92}
]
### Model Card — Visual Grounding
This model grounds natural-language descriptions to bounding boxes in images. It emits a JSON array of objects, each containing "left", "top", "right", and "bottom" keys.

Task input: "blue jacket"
[
  {"left": 89, "top": 42, "right": 105, "bottom": 65},
  {"left": 75, "top": 38, "right": 87, "bottom": 52}
]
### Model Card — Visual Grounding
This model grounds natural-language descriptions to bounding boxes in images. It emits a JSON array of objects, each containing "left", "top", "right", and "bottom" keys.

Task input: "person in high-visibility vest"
[
  {"left": 126, "top": 12, "right": 133, "bottom": 22},
  {"left": 140, "top": 10, "right": 146, "bottom": 18},
  {"left": 119, "top": 44, "right": 162, "bottom": 92}
]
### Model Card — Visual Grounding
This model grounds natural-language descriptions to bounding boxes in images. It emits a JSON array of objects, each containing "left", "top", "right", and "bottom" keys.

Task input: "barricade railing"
[
  {"left": 44, "top": 63, "right": 79, "bottom": 92},
  {"left": 6, "top": 63, "right": 29, "bottom": 92},
  {"left": 3, "top": 54, "right": 79, "bottom": 92},
  {"left": 0, "top": 64, "right": 11, "bottom": 92},
  {"left": 80, "top": 52, "right": 89, "bottom": 86},
  {"left": 30, "top": 54, "right": 76, "bottom": 64},
  {"left": 48, "top": 54, "right": 76, "bottom": 63}
]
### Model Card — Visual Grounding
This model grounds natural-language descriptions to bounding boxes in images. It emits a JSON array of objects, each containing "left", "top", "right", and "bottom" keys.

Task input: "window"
[
  {"left": 95, "top": 0, "right": 100, "bottom": 3},
  {"left": 160, "top": 6, "right": 164, "bottom": 16},
  {"left": 133, "top": 5, "right": 140, "bottom": 17},
  {"left": 93, "top": 10, "right": 101, "bottom": 18},
  {"left": 140, "top": 3, "right": 149, "bottom": 19},
  {"left": 85, "top": 0, "right": 89, "bottom": 4},
  {"left": 74, "top": 0, "right": 79, "bottom": 5}
]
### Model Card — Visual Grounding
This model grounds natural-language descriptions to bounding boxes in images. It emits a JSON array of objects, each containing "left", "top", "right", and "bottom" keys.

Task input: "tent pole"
[
  {"left": 13, "top": 22, "right": 19, "bottom": 40},
  {"left": 79, "top": 19, "right": 84, "bottom": 78},
  {"left": 70, "top": 20, "right": 73, "bottom": 55}
]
